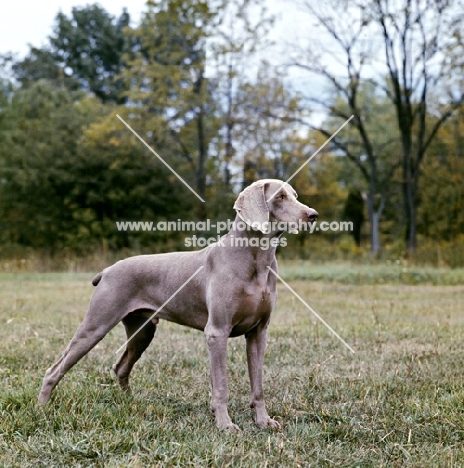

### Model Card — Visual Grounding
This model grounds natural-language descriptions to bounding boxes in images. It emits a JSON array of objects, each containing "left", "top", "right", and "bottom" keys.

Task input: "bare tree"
[
  {"left": 370, "top": 0, "right": 464, "bottom": 254},
  {"left": 295, "top": 0, "right": 464, "bottom": 255},
  {"left": 209, "top": 0, "right": 273, "bottom": 188},
  {"left": 292, "top": 0, "right": 399, "bottom": 255}
]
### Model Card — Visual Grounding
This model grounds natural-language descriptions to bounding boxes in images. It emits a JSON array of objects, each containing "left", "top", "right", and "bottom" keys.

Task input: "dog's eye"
[{"left": 277, "top": 194, "right": 285, "bottom": 200}]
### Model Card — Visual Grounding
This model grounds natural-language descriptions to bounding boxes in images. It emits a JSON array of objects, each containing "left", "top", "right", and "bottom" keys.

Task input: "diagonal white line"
[
  {"left": 267, "top": 115, "right": 354, "bottom": 202},
  {"left": 116, "top": 114, "right": 205, "bottom": 203},
  {"left": 267, "top": 266, "right": 355, "bottom": 354},
  {"left": 115, "top": 266, "right": 204, "bottom": 355}
]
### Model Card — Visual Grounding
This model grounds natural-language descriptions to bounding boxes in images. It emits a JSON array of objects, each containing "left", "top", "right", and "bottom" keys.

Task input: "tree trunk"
[
  {"left": 366, "top": 191, "right": 381, "bottom": 256},
  {"left": 406, "top": 177, "right": 417, "bottom": 256},
  {"left": 223, "top": 64, "right": 233, "bottom": 187},
  {"left": 195, "top": 70, "right": 207, "bottom": 220},
  {"left": 371, "top": 210, "right": 381, "bottom": 256},
  {"left": 196, "top": 106, "right": 207, "bottom": 220},
  {"left": 400, "top": 128, "right": 417, "bottom": 256}
]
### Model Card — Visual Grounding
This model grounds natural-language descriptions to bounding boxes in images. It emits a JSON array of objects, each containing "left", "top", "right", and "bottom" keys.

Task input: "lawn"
[{"left": 0, "top": 263, "right": 463, "bottom": 467}]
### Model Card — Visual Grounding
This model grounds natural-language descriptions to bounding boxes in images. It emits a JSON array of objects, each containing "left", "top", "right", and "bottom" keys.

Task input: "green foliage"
[
  {"left": 0, "top": 82, "right": 99, "bottom": 250},
  {"left": 13, "top": 5, "right": 130, "bottom": 103},
  {"left": 0, "top": 81, "right": 192, "bottom": 253},
  {"left": 79, "top": 108, "right": 196, "bottom": 250},
  {"left": 120, "top": 0, "right": 222, "bottom": 211},
  {"left": 417, "top": 110, "right": 464, "bottom": 243},
  {"left": 11, "top": 48, "right": 64, "bottom": 89}
]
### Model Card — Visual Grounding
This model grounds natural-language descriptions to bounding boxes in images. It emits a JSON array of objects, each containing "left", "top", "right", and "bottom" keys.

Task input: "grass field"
[{"left": 0, "top": 262, "right": 463, "bottom": 467}]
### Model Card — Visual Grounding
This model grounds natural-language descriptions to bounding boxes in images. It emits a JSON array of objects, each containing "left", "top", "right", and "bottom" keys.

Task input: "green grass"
[
  {"left": 279, "top": 261, "right": 464, "bottom": 285},
  {"left": 0, "top": 265, "right": 463, "bottom": 466}
]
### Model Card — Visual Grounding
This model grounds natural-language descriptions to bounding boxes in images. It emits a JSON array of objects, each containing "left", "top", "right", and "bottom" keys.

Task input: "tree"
[
  {"left": 294, "top": 0, "right": 464, "bottom": 255},
  {"left": 0, "top": 81, "right": 190, "bottom": 252},
  {"left": 292, "top": 0, "right": 399, "bottom": 255},
  {"left": 417, "top": 108, "right": 464, "bottom": 243},
  {"left": 76, "top": 109, "right": 195, "bottom": 250},
  {"left": 370, "top": 0, "right": 464, "bottom": 255},
  {"left": 208, "top": 0, "right": 273, "bottom": 188},
  {"left": 13, "top": 4, "right": 131, "bottom": 103},
  {"left": 120, "top": 0, "right": 221, "bottom": 217},
  {"left": 233, "top": 64, "right": 310, "bottom": 187},
  {"left": 12, "top": 48, "right": 68, "bottom": 89},
  {"left": 0, "top": 82, "right": 99, "bottom": 249},
  {"left": 343, "top": 188, "right": 365, "bottom": 247}
]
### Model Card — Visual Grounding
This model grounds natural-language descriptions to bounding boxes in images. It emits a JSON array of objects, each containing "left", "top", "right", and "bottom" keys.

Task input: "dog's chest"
[
  {"left": 243, "top": 284, "right": 274, "bottom": 309},
  {"left": 247, "top": 267, "right": 276, "bottom": 309},
  {"left": 228, "top": 279, "right": 276, "bottom": 336}
]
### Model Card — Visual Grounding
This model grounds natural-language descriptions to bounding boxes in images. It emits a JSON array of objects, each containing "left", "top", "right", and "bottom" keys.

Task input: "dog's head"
[{"left": 233, "top": 179, "right": 318, "bottom": 234}]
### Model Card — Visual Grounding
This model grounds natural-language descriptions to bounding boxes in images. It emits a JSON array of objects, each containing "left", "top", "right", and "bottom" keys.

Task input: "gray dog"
[{"left": 38, "top": 179, "right": 318, "bottom": 431}]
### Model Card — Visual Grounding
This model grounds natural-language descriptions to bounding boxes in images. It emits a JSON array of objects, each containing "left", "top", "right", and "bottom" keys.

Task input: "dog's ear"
[{"left": 233, "top": 182, "right": 269, "bottom": 232}]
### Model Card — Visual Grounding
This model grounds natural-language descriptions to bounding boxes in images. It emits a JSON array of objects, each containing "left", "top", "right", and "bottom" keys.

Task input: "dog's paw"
[
  {"left": 216, "top": 419, "right": 241, "bottom": 433},
  {"left": 221, "top": 422, "right": 241, "bottom": 433},
  {"left": 256, "top": 417, "right": 281, "bottom": 430},
  {"left": 215, "top": 415, "right": 241, "bottom": 433},
  {"left": 37, "top": 393, "right": 50, "bottom": 405}
]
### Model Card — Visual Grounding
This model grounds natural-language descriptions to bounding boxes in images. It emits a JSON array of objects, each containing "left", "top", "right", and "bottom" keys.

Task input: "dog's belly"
[{"left": 156, "top": 306, "right": 209, "bottom": 331}]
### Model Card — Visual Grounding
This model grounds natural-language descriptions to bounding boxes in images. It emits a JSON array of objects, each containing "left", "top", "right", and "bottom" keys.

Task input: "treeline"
[{"left": 0, "top": 0, "right": 463, "bottom": 266}]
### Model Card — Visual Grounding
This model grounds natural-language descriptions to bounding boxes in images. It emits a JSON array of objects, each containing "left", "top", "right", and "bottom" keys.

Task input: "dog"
[{"left": 38, "top": 179, "right": 318, "bottom": 431}]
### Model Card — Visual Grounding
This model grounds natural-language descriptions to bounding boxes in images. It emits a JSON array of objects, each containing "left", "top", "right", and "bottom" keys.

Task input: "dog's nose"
[{"left": 307, "top": 208, "right": 318, "bottom": 222}]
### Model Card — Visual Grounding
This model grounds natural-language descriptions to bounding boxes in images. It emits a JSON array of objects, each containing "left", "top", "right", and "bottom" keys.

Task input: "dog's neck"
[
  {"left": 219, "top": 214, "right": 284, "bottom": 262},
  {"left": 229, "top": 214, "right": 285, "bottom": 237}
]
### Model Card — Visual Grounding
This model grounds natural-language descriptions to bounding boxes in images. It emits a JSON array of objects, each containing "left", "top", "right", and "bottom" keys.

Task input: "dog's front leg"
[
  {"left": 204, "top": 323, "right": 239, "bottom": 432},
  {"left": 245, "top": 324, "right": 281, "bottom": 429}
]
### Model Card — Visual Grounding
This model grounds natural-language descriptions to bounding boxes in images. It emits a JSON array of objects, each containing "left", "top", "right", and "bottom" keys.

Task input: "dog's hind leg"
[
  {"left": 38, "top": 301, "right": 123, "bottom": 404},
  {"left": 112, "top": 312, "right": 157, "bottom": 391}
]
